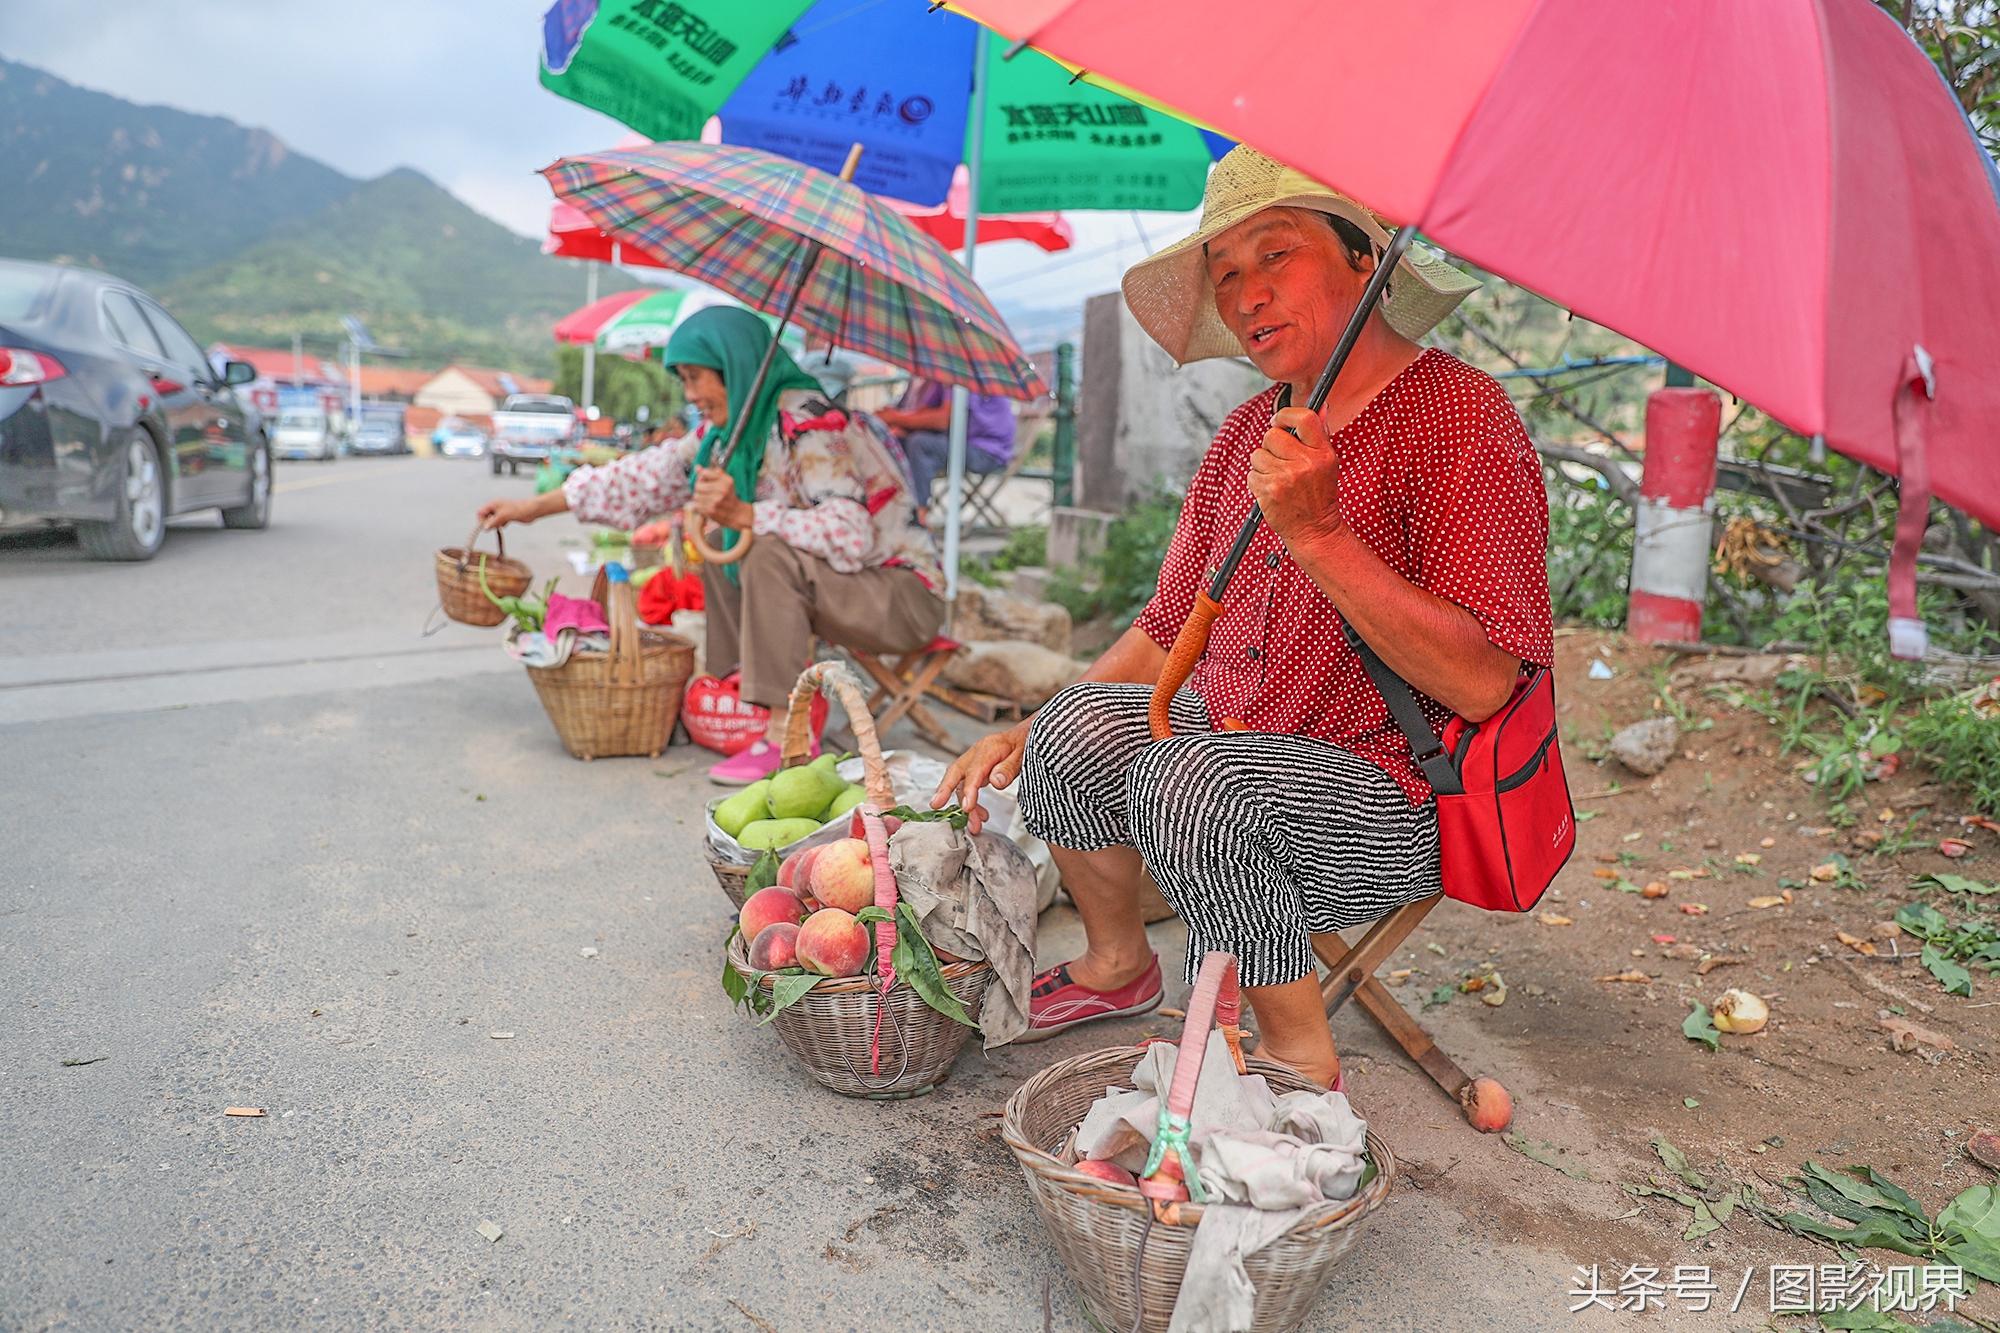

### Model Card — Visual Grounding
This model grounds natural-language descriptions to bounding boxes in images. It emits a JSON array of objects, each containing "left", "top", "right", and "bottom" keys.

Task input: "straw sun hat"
[{"left": 1122, "top": 146, "right": 1482, "bottom": 366}]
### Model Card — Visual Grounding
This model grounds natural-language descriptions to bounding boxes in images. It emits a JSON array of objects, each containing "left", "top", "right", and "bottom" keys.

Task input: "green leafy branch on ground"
[
  {"left": 1895, "top": 902, "right": 2000, "bottom": 997},
  {"left": 1607, "top": 1138, "right": 2000, "bottom": 1322}
]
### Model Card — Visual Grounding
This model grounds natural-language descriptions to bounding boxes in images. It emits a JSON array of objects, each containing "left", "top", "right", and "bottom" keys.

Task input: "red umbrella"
[
  {"left": 958, "top": 0, "right": 2000, "bottom": 656},
  {"left": 543, "top": 201, "right": 673, "bottom": 268},
  {"left": 888, "top": 170, "right": 1074, "bottom": 254},
  {"left": 551, "top": 288, "right": 650, "bottom": 345}
]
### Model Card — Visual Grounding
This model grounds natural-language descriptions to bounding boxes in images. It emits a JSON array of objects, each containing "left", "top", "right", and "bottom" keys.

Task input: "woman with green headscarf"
[{"left": 478, "top": 306, "right": 945, "bottom": 784}]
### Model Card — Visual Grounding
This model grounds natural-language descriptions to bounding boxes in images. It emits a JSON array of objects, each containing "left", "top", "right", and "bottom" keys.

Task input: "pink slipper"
[{"left": 707, "top": 739, "right": 786, "bottom": 785}]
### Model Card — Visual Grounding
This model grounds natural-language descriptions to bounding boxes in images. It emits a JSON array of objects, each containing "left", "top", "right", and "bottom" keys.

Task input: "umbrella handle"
[
  {"left": 685, "top": 503, "right": 752, "bottom": 565},
  {"left": 1144, "top": 223, "right": 1422, "bottom": 740},
  {"left": 1148, "top": 592, "right": 1225, "bottom": 739}
]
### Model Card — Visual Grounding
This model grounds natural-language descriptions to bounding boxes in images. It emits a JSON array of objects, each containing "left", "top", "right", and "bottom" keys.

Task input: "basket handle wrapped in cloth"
[
  {"left": 1139, "top": 952, "right": 1249, "bottom": 1221},
  {"left": 588, "top": 564, "right": 648, "bottom": 689},
  {"left": 781, "top": 661, "right": 902, "bottom": 1066}
]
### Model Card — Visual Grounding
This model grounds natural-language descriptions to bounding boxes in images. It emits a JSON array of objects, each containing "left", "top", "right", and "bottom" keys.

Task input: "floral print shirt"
[{"left": 561, "top": 388, "right": 944, "bottom": 590}]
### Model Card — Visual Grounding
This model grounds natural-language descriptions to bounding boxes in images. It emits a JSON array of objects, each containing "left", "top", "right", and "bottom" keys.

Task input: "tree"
[
  {"left": 554, "top": 345, "right": 682, "bottom": 426},
  {"left": 1881, "top": 0, "right": 2000, "bottom": 153}
]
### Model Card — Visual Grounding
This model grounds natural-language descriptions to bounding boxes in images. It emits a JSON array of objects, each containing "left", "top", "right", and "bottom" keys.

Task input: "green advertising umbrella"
[
  {"left": 538, "top": 0, "right": 1222, "bottom": 213},
  {"left": 595, "top": 287, "right": 799, "bottom": 354}
]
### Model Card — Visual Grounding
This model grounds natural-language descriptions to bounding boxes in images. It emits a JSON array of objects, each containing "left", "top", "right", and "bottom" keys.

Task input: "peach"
[
  {"left": 809, "top": 838, "right": 878, "bottom": 914},
  {"left": 739, "top": 886, "right": 804, "bottom": 944},
  {"left": 1458, "top": 1075, "right": 1514, "bottom": 1133},
  {"left": 847, "top": 810, "right": 904, "bottom": 840},
  {"left": 748, "top": 921, "right": 800, "bottom": 971},
  {"left": 795, "top": 908, "right": 870, "bottom": 978},
  {"left": 1074, "top": 1158, "right": 1137, "bottom": 1188},
  {"left": 778, "top": 844, "right": 824, "bottom": 893}
]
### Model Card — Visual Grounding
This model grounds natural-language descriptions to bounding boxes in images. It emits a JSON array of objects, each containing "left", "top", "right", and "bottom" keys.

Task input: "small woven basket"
[
  {"left": 1003, "top": 955, "right": 1395, "bottom": 1332},
  {"left": 709, "top": 857, "right": 753, "bottom": 910},
  {"left": 726, "top": 661, "right": 991, "bottom": 1099},
  {"left": 526, "top": 567, "right": 695, "bottom": 760},
  {"left": 436, "top": 524, "right": 531, "bottom": 627}
]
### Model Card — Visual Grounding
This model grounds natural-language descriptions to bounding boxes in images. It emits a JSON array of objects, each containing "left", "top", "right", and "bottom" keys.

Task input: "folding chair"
[
  {"left": 954, "top": 409, "right": 1049, "bottom": 531},
  {"left": 846, "top": 635, "right": 965, "bottom": 750},
  {"left": 959, "top": 450, "right": 1028, "bottom": 530},
  {"left": 1310, "top": 894, "right": 1479, "bottom": 1102}
]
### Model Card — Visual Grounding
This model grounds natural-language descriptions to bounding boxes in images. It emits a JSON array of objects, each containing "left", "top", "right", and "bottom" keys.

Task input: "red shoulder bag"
[{"left": 1346, "top": 625, "right": 1576, "bottom": 913}]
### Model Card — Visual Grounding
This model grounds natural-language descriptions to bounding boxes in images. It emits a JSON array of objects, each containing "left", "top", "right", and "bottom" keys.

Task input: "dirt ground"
[{"left": 1302, "top": 628, "right": 1998, "bottom": 1326}]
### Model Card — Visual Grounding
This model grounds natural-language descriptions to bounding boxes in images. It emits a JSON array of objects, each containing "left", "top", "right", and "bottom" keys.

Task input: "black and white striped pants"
[{"left": 1016, "top": 682, "right": 1441, "bottom": 988}]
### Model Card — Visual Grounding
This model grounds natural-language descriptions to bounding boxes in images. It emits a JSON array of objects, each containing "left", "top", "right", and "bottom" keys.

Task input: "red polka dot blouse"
[{"left": 1132, "top": 349, "right": 1555, "bottom": 806}]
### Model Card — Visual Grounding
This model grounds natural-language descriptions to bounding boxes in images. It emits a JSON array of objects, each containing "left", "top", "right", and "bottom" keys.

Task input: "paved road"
[{"left": 0, "top": 458, "right": 1634, "bottom": 1331}]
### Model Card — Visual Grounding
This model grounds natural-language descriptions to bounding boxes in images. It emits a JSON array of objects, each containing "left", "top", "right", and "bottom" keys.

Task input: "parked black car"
[{"left": 0, "top": 258, "right": 268, "bottom": 560}]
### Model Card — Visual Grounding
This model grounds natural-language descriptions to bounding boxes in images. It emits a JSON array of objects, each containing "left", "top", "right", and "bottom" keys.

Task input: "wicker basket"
[
  {"left": 709, "top": 857, "right": 753, "bottom": 910},
  {"left": 725, "top": 660, "right": 991, "bottom": 1099},
  {"left": 729, "top": 934, "right": 989, "bottom": 1099},
  {"left": 526, "top": 568, "right": 695, "bottom": 760},
  {"left": 436, "top": 525, "right": 532, "bottom": 627},
  {"left": 1003, "top": 955, "right": 1395, "bottom": 1333}
]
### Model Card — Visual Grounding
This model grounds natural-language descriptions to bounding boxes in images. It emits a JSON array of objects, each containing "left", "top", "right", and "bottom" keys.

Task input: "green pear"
[
  {"left": 826, "top": 784, "right": 867, "bottom": 820},
  {"left": 808, "top": 752, "right": 841, "bottom": 775},
  {"left": 715, "top": 779, "right": 773, "bottom": 839},
  {"left": 767, "top": 764, "right": 845, "bottom": 821},
  {"left": 737, "top": 817, "right": 825, "bottom": 851}
]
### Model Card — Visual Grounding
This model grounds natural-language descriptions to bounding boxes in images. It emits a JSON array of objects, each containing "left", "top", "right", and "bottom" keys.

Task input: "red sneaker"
[{"left": 1019, "top": 955, "right": 1164, "bottom": 1041}]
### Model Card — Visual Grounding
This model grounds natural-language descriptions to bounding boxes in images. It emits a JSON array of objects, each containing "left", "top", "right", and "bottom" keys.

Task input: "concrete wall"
[{"left": 1076, "top": 291, "right": 1266, "bottom": 509}]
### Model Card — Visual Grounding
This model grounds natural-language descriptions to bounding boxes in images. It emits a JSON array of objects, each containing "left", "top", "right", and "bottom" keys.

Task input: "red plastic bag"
[
  {"left": 637, "top": 567, "right": 704, "bottom": 624},
  {"left": 681, "top": 671, "right": 826, "bottom": 756}
]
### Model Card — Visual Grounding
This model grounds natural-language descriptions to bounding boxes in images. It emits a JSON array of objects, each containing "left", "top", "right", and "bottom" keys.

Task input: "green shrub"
[
  {"left": 1049, "top": 494, "right": 1182, "bottom": 624},
  {"left": 1545, "top": 470, "right": 1633, "bottom": 627},
  {"left": 1906, "top": 693, "right": 2000, "bottom": 817}
]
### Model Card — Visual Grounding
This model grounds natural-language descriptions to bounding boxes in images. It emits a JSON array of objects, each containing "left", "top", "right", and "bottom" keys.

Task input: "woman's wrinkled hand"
[
  {"left": 931, "top": 721, "right": 1032, "bottom": 836},
  {"left": 1249, "top": 404, "right": 1345, "bottom": 547},
  {"left": 692, "top": 466, "right": 753, "bottom": 529},
  {"left": 477, "top": 496, "right": 542, "bottom": 530}
]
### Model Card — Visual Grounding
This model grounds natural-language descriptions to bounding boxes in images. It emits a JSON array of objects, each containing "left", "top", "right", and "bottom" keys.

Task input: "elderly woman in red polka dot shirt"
[{"left": 935, "top": 147, "right": 1554, "bottom": 1089}]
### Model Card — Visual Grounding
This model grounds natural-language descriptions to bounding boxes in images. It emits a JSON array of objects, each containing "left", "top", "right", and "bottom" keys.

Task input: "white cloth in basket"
[{"left": 1069, "top": 1032, "right": 1371, "bottom": 1333}]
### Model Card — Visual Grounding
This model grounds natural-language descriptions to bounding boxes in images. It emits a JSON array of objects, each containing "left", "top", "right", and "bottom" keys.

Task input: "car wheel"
[
  {"left": 221, "top": 438, "right": 272, "bottom": 530},
  {"left": 76, "top": 432, "right": 167, "bottom": 561}
]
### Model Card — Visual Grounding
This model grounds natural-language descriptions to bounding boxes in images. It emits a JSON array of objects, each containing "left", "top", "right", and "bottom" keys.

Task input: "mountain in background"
[{"left": 0, "top": 56, "right": 623, "bottom": 372}]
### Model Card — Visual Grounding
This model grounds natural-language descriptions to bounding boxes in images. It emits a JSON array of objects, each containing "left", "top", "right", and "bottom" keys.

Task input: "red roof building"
[{"left": 207, "top": 343, "right": 347, "bottom": 387}]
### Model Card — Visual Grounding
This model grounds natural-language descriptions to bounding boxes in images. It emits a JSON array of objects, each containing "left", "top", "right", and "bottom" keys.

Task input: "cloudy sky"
[{"left": 0, "top": 0, "right": 1192, "bottom": 345}]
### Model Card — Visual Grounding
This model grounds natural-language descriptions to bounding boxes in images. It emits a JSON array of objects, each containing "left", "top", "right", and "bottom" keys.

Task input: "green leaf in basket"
[
  {"left": 758, "top": 971, "right": 820, "bottom": 1025},
  {"left": 747, "top": 849, "right": 781, "bottom": 894},
  {"left": 884, "top": 804, "right": 969, "bottom": 830},
  {"left": 890, "top": 902, "right": 976, "bottom": 1028},
  {"left": 853, "top": 906, "right": 892, "bottom": 926},
  {"left": 721, "top": 926, "right": 751, "bottom": 1010}
]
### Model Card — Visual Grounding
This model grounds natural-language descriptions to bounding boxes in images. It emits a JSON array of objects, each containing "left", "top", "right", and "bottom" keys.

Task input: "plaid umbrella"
[{"left": 541, "top": 140, "right": 1046, "bottom": 402}]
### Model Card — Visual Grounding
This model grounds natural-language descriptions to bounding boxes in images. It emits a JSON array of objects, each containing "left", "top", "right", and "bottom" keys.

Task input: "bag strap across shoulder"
[{"left": 1341, "top": 622, "right": 1465, "bottom": 797}]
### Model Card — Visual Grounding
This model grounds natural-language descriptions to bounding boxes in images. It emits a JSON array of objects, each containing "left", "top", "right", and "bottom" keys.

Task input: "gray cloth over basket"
[
  {"left": 1073, "top": 1032, "right": 1371, "bottom": 1333},
  {"left": 888, "top": 820, "right": 1039, "bottom": 1048}
]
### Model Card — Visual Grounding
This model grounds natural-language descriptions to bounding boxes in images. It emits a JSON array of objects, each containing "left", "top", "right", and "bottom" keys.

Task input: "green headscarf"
[{"left": 667, "top": 306, "right": 821, "bottom": 568}]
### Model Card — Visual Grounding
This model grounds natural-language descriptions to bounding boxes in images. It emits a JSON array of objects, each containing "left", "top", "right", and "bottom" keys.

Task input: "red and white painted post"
[{"left": 1627, "top": 385, "right": 1722, "bottom": 644}]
